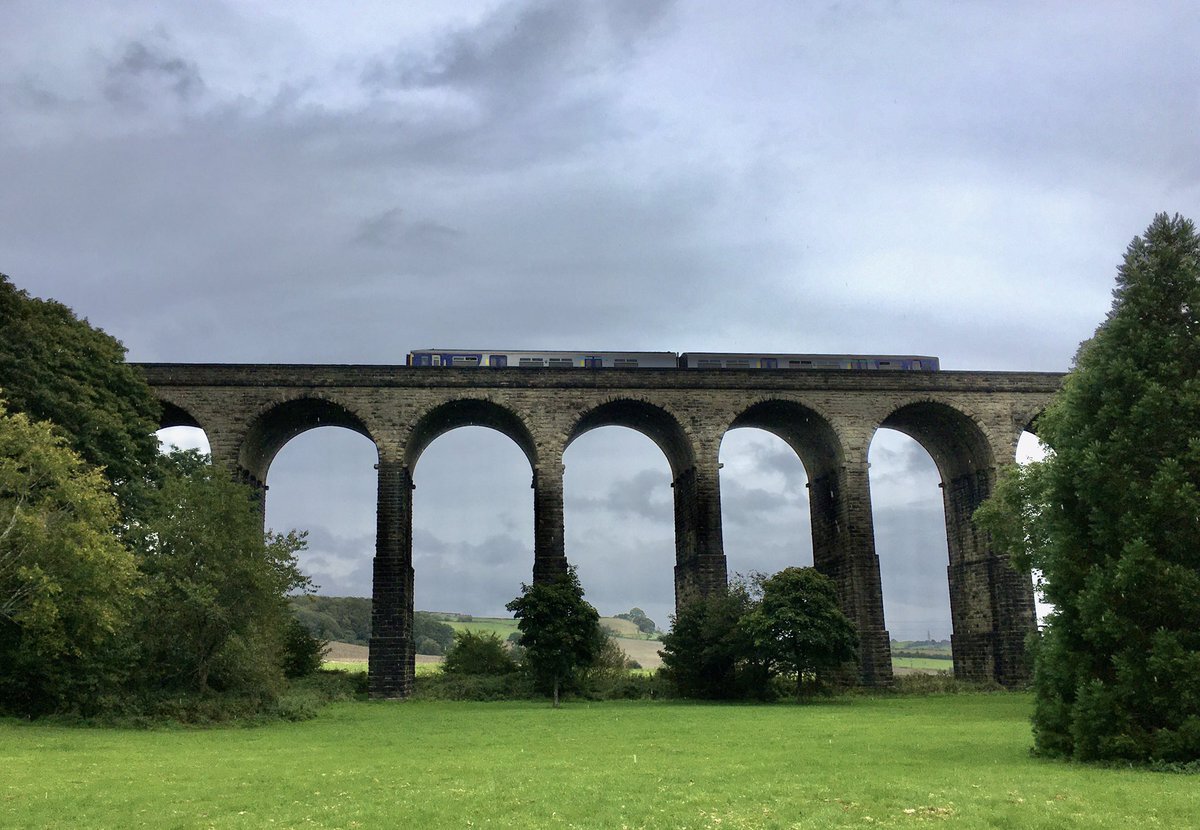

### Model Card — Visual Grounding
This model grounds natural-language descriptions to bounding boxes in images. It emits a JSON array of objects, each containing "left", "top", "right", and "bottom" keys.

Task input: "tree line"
[{"left": 1, "top": 274, "right": 324, "bottom": 719}]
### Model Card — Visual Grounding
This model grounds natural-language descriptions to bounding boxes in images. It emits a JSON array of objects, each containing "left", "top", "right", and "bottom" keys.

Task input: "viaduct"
[{"left": 138, "top": 362, "right": 1064, "bottom": 698}]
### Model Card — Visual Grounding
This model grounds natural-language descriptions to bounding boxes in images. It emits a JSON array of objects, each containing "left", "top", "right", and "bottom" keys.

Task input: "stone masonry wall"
[{"left": 139, "top": 363, "right": 1062, "bottom": 695}]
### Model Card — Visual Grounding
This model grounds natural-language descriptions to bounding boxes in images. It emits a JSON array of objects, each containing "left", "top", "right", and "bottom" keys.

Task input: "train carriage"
[
  {"left": 406, "top": 349, "right": 679, "bottom": 368},
  {"left": 407, "top": 349, "right": 940, "bottom": 371},
  {"left": 678, "top": 353, "right": 939, "bottom": 371}
]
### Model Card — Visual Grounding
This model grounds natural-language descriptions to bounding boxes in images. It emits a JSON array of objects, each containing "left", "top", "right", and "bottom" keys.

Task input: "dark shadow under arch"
[
  {"left": 403, "top": 398, "right": 537, "bottom": 473},
  {"left": 880, "top": 400, "right": 994, "bottom": 480},
  {"left": 566, "top": 399, "right": 694, "bottom": 477},
  {"left": 156, "top": 399, "right": 203, "bottom": 430},
  {"left": 240, "top": 396, "right": 375, "bottom": 483}
]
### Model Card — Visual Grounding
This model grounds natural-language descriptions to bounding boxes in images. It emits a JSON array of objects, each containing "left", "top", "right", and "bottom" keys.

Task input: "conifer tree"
[{"left": 978, "top": 213, "right": 1200, "bottom": 762}]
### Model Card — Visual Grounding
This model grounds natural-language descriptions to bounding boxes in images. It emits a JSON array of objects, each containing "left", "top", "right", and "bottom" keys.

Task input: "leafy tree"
[
  {"left": 977, "top": 213, "right": 1200, "bottom": 763},
  {"left": 414, "top": 611, "right": 456, "bottom": 655},
  {"left": 0, "top": 404, "right": 140, "bottom": 714},
  {"left": 131, "top": 450, "right": 313, "bottom": 697},
  {"left": 615, "top": 607, "right": 658, "bottom": 635},
  {"left": 0, "top": 275, "right": 160, "bottom": 515},
  {"left": 742, "top": 567, "right": 857, "bottom": 697},
  {"left": 442, "top": 629, "right": 517, "bottom": 675},
  {"left": 659, "top": 577, "right": 763, "bottom": 699},
  {"left": 506, "top": 567, "right": 603, "bottom": 706},
  {"left": 281, "top": 615, "right": 327, "bottom": 679}
]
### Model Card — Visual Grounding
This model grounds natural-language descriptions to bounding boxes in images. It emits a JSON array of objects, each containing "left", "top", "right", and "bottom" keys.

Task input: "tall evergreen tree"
[{"left": 978, "top": 213, "right": 1200, "bottom": 763}]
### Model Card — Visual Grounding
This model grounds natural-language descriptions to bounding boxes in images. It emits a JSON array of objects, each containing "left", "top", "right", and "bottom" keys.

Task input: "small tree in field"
[
  {"left": 977, "top": 213, "right": 1200, "bottom": 763},
  {"left": 506, "top": 567, "right": 602, "bottom": 706},
  {"left": 743, "top": 567, "right": 857, "bottom": 697}
]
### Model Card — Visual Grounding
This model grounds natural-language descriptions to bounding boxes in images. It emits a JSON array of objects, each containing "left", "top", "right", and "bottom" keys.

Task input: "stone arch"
[
  {"left": 873, "top": 398, "right": 1034, "bottom": 685},
  {"left": 721, "top": 397, "right": 846, "bottom": 571},
  {"left": 879, "top": 399, "right": 995, "bottom": 482},
  {"left": 725, "top": 397, "right": 845, "bottom": 474},
  {"left": 565, "top": 398, "right": 718, "bottom": 604},
  {"left": 725, "top": 398, "right": 892, "bottom": 685},
  {"left": 564, "top": 397, "right": 695, "bottom": 476},
  {"left": 238, "top": 395, "right": 377, "bottom": 484},
  {"left": 402, "top": 397, "right": 538, "bottom": 473}
]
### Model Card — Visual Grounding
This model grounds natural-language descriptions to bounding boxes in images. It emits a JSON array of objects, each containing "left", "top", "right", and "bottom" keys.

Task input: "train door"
[
  {"left": 583, "top": 356, "right": 603, "bottom": 368},
  {"left": 489, "top": 354, "right": 508, "bottom": 367},
  {"left": 760, "top": 357, "right": 778, "bottom": 369}
]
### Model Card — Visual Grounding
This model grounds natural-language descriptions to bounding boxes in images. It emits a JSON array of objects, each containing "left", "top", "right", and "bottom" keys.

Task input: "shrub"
[{"left": 442, "top": 630, "right": 518, "bottom": 676}]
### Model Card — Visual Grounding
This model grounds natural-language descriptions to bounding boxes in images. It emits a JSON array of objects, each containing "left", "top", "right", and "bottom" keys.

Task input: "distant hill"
[{"left": 296, "top": 599, "right": 665, "bottom": 669}]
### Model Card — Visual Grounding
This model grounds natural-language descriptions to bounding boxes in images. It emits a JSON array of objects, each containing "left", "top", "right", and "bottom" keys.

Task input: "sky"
[{"left": 2, "top": 1, "right": 1197, "bottom": 638}]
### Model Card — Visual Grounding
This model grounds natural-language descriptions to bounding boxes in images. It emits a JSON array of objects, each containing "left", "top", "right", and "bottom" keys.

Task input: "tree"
[
  {"left": 742, "top": 567, "right": 857, "bottom": 698},
  {"left": 659, "top": 579, "right": 761, "bottom": 699},
  {"left": 442, "top": 629, "right": 517, "bottom": 675},
  {"left": 977, "top": 213, "right": 1200, "bottom": 763},
  {"left": 615, "top": 607, "right": 658, "bottom": 636},
  {"left": 0, "top": 404, "right": 139, "bottom": 715},
  {"left": 0, "top": 275, "right": 160, "bottom": 516},
  {"left": 413, "top": 611, "right": 456, "bottom": 655},
  {"left": 131, "top": 450, "right": 313, "bottom": 697},
  {"left": 506, "top": 567, "right": 603, "bottom": 706}
]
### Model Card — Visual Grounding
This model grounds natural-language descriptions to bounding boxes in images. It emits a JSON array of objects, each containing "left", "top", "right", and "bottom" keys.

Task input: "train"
[{"left": 406, "top": 349, "right": 940, "bottom": 371}]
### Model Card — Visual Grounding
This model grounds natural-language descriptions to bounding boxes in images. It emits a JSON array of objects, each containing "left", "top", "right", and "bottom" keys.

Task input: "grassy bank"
[{"left": 2, "top": 693, "right": 1195, "bottom": 828}]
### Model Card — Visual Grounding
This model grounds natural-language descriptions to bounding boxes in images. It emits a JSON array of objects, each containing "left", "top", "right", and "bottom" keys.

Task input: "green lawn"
[
  {"left": 891, "top": 656, "right": 952, "bottom": 672},
  {"left": 447, "top": 616, "right": 520, "bottom": 638},
  {"left": 2, "top": 694, "right": 1195, "bottom": 828}
]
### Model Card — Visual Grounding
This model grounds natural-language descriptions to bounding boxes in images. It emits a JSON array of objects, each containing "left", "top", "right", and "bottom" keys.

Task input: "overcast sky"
[{"left": 3, "top": 1, "right": 1196, "bottom": 638}]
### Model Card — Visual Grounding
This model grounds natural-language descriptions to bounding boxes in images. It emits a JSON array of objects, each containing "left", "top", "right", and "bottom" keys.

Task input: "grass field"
[
  {"left": 449, "top": 616, "right": 665, "bottom": 669},
  {"left": 3, "top": 693, "right": 1196, "bottom": 828},
  {"left": 890, "top": 656, "right": 952, "bottom": 672}
]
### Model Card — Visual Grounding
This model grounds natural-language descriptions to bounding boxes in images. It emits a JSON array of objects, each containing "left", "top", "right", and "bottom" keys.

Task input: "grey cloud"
[
  {"left": 869, "top": 438, "right": 939, "bottom": 484},
  {"left": 566, "top": 468, "right": 672, "bottom": 521},
  {"left": 104, "top": 37, "right": 205, "bottom": 108},
  {"left": 291, "top": 525, "right": 374, "bottom": 597},
  {"left": 352, "top": 207, "right": 461, "bottom": 249},
  {"left": 718, "top": 478, "right": 805, "bottom": 527},
  {"left": 368, "top": 0, "right": 674, "bottom": 98}
]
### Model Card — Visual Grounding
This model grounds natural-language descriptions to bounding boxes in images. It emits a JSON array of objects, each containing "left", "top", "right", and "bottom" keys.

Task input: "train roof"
[
  {"left": 409, "top": 348, "right": 677, "bottom": 356},
  {"left": 679, "top": 352, "right": 939, "bottom": 360}
]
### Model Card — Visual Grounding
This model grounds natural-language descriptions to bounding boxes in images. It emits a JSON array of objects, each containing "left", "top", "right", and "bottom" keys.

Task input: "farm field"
[
  {"left": 3, "top": 693, "right": 1196, "bottom": 829},
  {"left": 448, "top": 616, "right": 665, "bottom": 669},
  {"left": 890, "top": 656, "right": 952, "bottom": 672}
]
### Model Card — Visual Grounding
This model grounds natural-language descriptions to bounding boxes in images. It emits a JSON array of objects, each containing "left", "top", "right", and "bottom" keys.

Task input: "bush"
[
  {"left": 282, "top": 616, "right": 328, "bottom": 679},
  {"left": 411, "top": 671, "right": 534, "bottom": 701},
  {"left": 442, "top": 630, "right": 518, "bottom": 676}
]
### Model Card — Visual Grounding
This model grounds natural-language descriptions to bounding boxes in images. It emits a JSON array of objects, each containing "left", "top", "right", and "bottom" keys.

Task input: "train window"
[
  {"left": 518, "top": 358, "right": 544, "bottom": 367},
  {"left": 726, "top": 360, "right": 749, "bottom": 368},
  {"left": 911, "top": 360, "right": 922, "bottom": 370},
  {"left": 451, "top": 356, "right": 479, "bottom": 366},
  {"left": 614, "top": 359, "right": 639, "bottom": 367},
  {"left": 698, "top": 359, "right": 722, "bottom": 368},
  {"left": 548, "top": 358, "right": 573, "bottom": 367}
]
